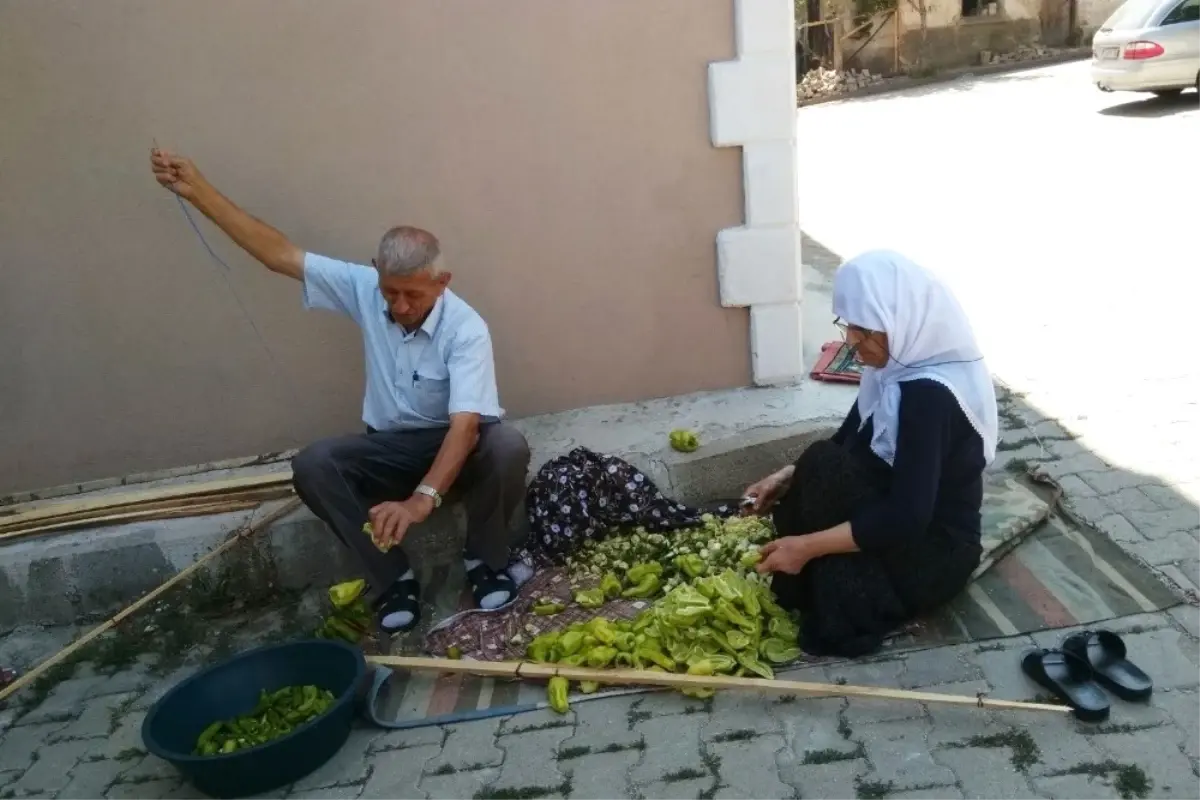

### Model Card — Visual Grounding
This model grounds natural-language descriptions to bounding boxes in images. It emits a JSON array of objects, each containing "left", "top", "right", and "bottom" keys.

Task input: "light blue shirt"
[{"left": 302, "top": 252, "right": 504, "bottom": 431}]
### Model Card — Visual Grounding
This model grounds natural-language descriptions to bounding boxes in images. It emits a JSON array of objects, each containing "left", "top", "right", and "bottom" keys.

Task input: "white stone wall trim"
[{"left": 710, "top": 0, "right": 803, "bottom": 386}]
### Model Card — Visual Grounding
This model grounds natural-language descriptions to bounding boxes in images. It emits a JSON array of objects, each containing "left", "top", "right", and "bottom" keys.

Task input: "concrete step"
[{"left": 0, "top": 381, "right": 849, "bottom": 629}]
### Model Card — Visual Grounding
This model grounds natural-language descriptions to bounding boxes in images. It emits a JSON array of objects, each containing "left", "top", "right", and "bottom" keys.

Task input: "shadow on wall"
[{"left": 799, "top": 230, "right": 1200, "bottom": 608}]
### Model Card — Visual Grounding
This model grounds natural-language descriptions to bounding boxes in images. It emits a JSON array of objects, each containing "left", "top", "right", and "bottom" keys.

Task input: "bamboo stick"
[
  {"left": 0, "top": 473, "right": 294, "bottom": 529},
  {"left": 367, "top": 655, "right": 1070, "bottom": 715},
  {"left": 0, "top": 498, "right": 302, "bottom": 706},
  {"left": 0, "top": 486, "right": 293, "bottom": 538},
  {"left": 0, "top": 499, "right": 266, "bottom": 539}
]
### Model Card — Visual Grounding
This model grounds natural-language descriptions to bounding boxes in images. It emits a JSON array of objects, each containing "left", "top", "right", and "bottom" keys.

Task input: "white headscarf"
[{"left": 832, "top": 250, "right": 998, "bottom": 466}]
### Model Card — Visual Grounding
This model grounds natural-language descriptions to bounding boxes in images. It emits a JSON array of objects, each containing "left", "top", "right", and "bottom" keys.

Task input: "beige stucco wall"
[{"left": 0, "top": 0, "right": 748, "bottom": 494}]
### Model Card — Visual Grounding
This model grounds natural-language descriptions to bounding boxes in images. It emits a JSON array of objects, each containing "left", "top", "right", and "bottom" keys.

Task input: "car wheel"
[{"left": 1153, "top": 88, "right": 1183, "bottom": 97}]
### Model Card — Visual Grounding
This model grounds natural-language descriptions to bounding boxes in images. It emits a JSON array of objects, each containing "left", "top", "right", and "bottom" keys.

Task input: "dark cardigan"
[{"left": 832, "top": 378, "right": 986, "bottom": 552}]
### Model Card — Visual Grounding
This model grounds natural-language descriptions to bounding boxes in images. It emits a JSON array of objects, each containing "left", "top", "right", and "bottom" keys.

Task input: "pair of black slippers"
[
  {"left": 1021, "top": 628, "right": 1153, "bottom": 721},
  {"left": 371, "top": 562, "right": 518, "bottom": 636}
]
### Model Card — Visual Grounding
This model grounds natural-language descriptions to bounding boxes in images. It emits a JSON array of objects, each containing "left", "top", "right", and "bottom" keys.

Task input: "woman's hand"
[
  {"left": 755, "top": 536, "right": 816, "bottom": 575},
  {"left": 741, "top": 465, "right": 794, "bottom": 515}
]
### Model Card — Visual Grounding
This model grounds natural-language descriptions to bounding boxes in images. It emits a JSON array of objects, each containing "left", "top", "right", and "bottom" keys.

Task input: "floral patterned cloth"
[{"left": 511, "top": 447, "right": 736, "bottom": 568}]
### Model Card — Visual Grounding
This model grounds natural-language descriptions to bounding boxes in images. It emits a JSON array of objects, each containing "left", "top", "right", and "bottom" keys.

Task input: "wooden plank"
[
  {"left": 0, "top": 498, "right": 303, "bottom": 706},
  {"left": 0, "top": 472, "right": 294, "bottom": 529},
  {"left": 366, "top": 656, "right": 1070, "bottom": 715}
]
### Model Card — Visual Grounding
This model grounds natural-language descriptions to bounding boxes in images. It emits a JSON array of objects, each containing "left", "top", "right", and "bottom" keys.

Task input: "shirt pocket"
[{"left": 410, "top": 362, "right": 451, "bottom": 420}]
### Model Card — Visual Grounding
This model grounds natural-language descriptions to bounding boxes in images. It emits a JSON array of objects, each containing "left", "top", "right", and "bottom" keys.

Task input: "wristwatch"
[{"left": 414, "top": 484, "right": 443, "bottom": 508}]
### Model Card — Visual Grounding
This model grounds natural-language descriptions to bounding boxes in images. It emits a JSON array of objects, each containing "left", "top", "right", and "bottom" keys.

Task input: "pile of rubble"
[
  {"left": 979, "top": 43, "right": 1071, "bottom": 65},
  {"left": 797, "top": 67, "right": 886, "bottom": 101}
]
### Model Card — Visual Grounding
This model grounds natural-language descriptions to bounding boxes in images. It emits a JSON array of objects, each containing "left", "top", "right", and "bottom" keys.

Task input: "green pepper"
[
  {"left": 614, "top": 652, "right": 634, "bottom": 667},
  {"left": 361, "top": 522, "right": 394, "bottom": 553},
  {"left": 663, "top": 584, "right": 709, "bottom": 609},
  {"left": 673, "top": 553, "right": 707, "bottom": 579},
  {"left": 722, "top": 630, "right": 750, "bottom": 650},
  {"left": 666, "top": 637, "right": 694, "bottom": 664},
  {"left": 621, "top": 574, "right": 661, "bottom": 599},
  {"left": 690, "top": 653, "right": 737, "bottom": 673},
  {"left": 574, "top": 588, "right": 606, "bottom": 608},
  {"left": 195, "top": 721, "right": 223, "bottom": 754},
  {"left": 738, "top": 653, "right": 774, "bottom": 680},
  {"left": 759, "top": 637, "right": 802, "bottom": 664},
  {"left": 585, "top": 646, "right": 618, "bottom": 668},
  {"left": 613, "top": 632, "right": 636, "bottom": 652},
  {"left": 635, "top": 646, "right": 676, "bottom": 671},
  {"left": 600, "top": 572, "right": 623, "bottom": 600},
  {"left": 578, "top": 680, "right": 601, "bottom": 694},
  {"left": 558, "top": 653, "right": 587, "bottom": 667},
  {"left": 547, "top": 676, "right": 570, "bottom": 714},
  {"left": 715, "top": 599, "right": 759, "bottom": 636},
  {"left": 447, "top": 646, "right": 463, "bottom": 660},
  {"left": 585, "top": 618, "right": 617, "bottom": 646},
  {"left": 669, "top": 429, "right": 700, "bottom": 453},
  {"left": 527, "top": 633, "right": 560, "bottom": 663},
  {"left": 738, "top": 580, "right": 761, "bottom": 617},
  {"left": 324, "top": 617, "right": 363, "bottom": 644},
  {"left": 558, "top": 631, "right": 585, "bottom": 658},
  {"left": 533, "top": 601, "right": 566, "bottom": 616},
  {"left": 768, "top": 616, "right": 799, "bottom": 641},
  {"left": 328, "top": 579, "right": 367, "bottom": 609},
  {"left": 681, "top": 660, "right": 717, "bottom": 699},
  {"left": 757, "top": 586, "right": 786, "bottom": 618},
  {"left": 738, "top": 549, "right": 762, "bottom": 568},
  {"left": 708, "top": 572, "right": 741, "bottom": 602},
  {"left": 626, "top": 562, "right": 664, "bottom": 585}
]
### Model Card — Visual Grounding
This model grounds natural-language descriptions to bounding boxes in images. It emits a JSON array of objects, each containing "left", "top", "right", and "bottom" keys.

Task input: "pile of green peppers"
[
  {"left": 314, "top": 579, "right": 373, "bottom": 643},
  {"left": 532, "top": 568, "right": 801, "bottom": 713},
  {"left": 565, "top": 514, "right": 774, "bottom": 604},
  {"left": 192, "top": 685, "right": 336, "bottom": 756}
]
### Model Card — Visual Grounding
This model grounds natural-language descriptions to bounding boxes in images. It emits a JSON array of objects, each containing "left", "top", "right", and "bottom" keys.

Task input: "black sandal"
[
  {"left": 1062, "top": 629, "right": 1153, "bottom": 701},
  {"left": 466, "top": 563, "right": 516, "bottom": 611},
  {"left": 373, "top": 577, "right": 421, "bottom": 635},
  {"left": 1021, "top": 647, "right": 1110, "bottom": 722}
]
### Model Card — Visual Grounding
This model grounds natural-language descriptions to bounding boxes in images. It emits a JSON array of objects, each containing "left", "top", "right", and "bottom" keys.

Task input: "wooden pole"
[
  {"left": 0, "top": 498, "right": 302, "bottom": 706},
  {"left": 367, "top": 655, "right": 1070, "bottom": 715},
  {"left": 832, "top": 16, "right": 844, "bottom": 71},
  {"left": 893, "top": 4, "right": 902, "bottom": 73}
]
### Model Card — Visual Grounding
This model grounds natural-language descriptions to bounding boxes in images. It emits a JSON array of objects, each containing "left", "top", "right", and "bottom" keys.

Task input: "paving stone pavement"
[{"left": 0, "top": 392, "right": 1198, "bottom": 799}]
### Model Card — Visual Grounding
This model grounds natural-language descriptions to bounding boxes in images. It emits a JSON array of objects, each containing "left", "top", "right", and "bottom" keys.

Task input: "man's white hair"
[{"left": 376, "top": 226, "right": 443, "bottom": 277}]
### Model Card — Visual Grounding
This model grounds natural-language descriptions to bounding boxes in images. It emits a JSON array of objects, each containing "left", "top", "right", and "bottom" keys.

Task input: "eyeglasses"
[{"left": 833, "top": 317, "right": 860, "bottom": 340}]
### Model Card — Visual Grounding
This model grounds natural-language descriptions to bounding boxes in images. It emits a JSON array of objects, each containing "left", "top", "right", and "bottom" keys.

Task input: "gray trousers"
[{"left": 291, "top": 422, "right": 531, "bottom": 590}]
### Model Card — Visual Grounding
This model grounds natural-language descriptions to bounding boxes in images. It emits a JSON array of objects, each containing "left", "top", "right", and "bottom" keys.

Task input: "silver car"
[{"left": 1092, "top": 0, "right": 1200, "bottom": 96}]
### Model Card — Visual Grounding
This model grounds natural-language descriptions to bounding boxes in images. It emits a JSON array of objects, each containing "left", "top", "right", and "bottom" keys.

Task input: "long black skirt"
[{"left": 770, "top": 440, "right": 981, "bottom": 658}]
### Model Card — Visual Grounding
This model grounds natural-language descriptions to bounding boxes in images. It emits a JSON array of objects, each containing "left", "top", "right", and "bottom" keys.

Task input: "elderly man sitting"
[{"left": 151, "top": 149, "right": 531, "bottom": 635}]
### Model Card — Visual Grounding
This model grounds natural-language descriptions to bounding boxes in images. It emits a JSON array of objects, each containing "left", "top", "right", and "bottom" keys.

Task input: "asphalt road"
[{"left": 797, "top": 60, "right": 1200, "bottom": 493}]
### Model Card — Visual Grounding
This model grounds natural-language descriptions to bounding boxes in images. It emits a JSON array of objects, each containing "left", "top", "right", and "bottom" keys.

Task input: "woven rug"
[{"left": 366, "top": 471, "right": 1182, "bottom": 728}]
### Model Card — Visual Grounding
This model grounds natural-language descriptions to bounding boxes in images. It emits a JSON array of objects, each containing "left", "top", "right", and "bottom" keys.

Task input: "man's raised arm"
[{"left": 150, "top": 148, "right": 304, "bottom": 281}]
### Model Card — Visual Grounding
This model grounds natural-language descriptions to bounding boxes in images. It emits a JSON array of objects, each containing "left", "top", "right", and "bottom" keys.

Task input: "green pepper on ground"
[
  {"left": 600, "top": 572, "right": 623, "bottom": 599},
  {"left": 547, "top": 676, "right": 570, "bottom": 714},
  {"left": 574, "top": 588, "right": 606, "bottom": 608},
  {"left": 621, "top": 573, "right": 661, "bottom": 598},
  {"left": 532, "top": 601, "right": 566, "bottom": 616}
]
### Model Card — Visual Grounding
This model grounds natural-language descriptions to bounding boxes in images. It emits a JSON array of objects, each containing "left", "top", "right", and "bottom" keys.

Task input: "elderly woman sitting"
[{"left": 743, "top": 250, "right": 998, "bottom": 658}]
